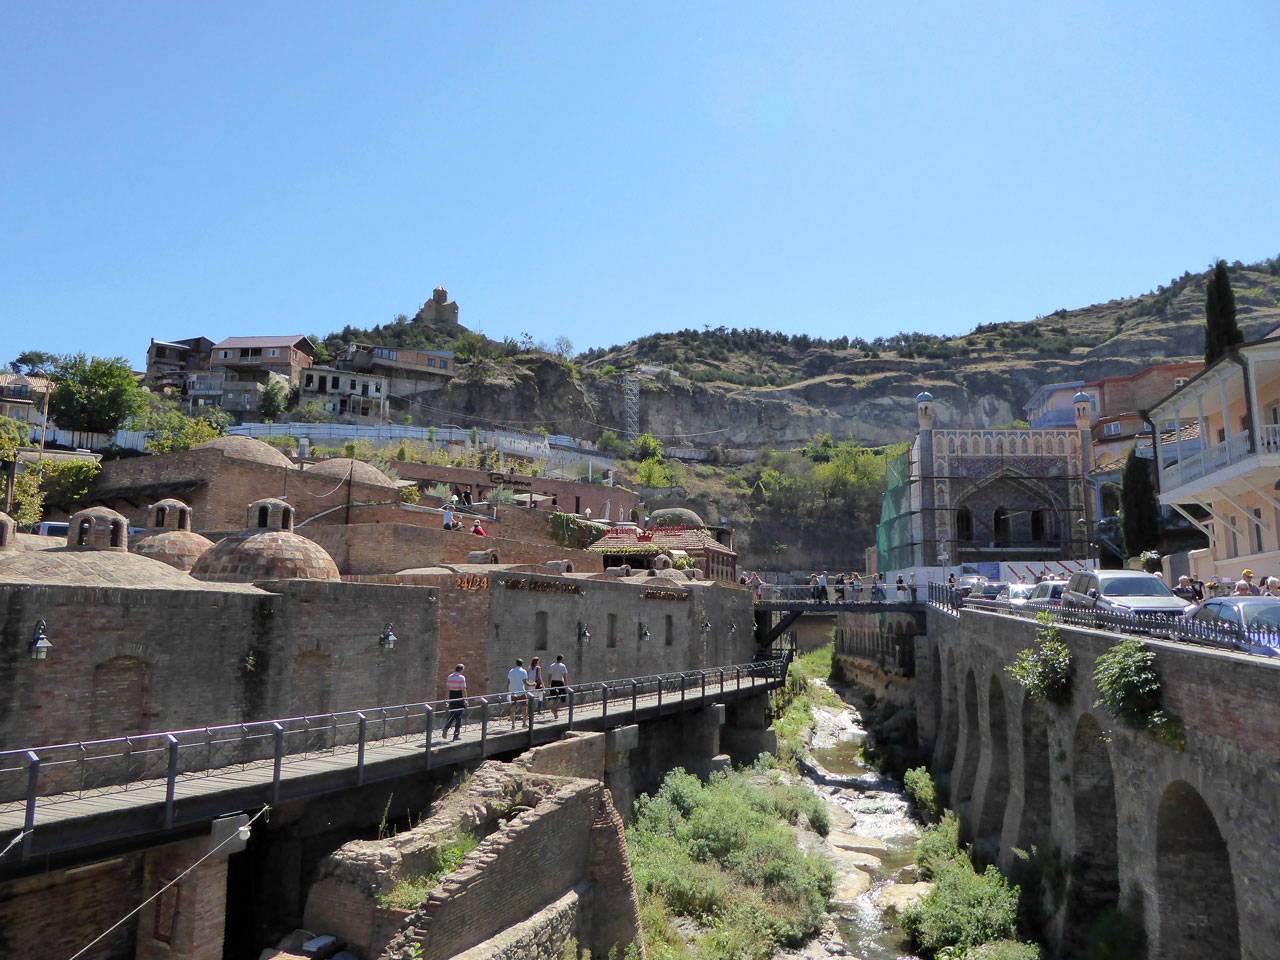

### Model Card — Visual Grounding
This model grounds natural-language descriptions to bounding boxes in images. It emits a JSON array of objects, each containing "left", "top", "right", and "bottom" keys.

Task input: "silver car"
[{"left": 1062, "top": 570, "right": 1191, "bottom": 620}]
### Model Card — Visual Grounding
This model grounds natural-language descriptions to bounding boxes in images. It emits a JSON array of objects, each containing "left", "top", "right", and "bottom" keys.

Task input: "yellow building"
[{"left": 1152, "top": 328, "right": 1280, "bottom": 582}]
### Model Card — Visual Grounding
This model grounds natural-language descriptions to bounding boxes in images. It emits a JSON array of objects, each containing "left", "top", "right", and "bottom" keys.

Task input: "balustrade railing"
[{"left": 926, "top": 584, "right": 1280, "bottom": 658}]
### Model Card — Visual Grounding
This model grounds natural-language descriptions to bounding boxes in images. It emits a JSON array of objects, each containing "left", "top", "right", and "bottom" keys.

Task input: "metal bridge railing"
[
  {"left": 0, "top": 658, "right": 786, "bottom": 834},
  {"left": 926, "top": 584, "right": 1280, "bottom": 658}
]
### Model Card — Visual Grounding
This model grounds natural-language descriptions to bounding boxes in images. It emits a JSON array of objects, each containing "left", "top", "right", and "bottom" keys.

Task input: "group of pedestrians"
[{"left": 436, "top": 654, "right": 572, "bottom": 741}]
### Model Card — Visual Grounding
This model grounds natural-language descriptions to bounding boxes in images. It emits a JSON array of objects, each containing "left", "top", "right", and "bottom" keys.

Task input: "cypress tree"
[
  {"left": 1120, "top": 448, "right": 1161, "bottom": 557},
  {"left": 1204, "top": 260, "right": 1242, "bottom": 364}
]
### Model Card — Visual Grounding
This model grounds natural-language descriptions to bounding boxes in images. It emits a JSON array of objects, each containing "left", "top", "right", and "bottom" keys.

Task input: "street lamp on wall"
[
  {"left": 728, "top": 621, "right": 737, "bottom": 633},
  {"left": 29, "top": 620, "right": 52, "bottom": 661},
  {"left": 578, "top": 622, "right": 591, "bottom": 642},
  {"left": 701, "top": 619, "right": 712, "bottom": 633},
  {"left": 640, "top": 623, "right": 651, "bottom": 641},
  {"left": 379, "top": 622, "right": 397, "bottom": 650}
]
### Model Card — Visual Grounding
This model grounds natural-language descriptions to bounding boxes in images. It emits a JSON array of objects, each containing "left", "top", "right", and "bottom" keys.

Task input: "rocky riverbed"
[{"left": 781, "top": 682, "right": 931, "bottom": 960}]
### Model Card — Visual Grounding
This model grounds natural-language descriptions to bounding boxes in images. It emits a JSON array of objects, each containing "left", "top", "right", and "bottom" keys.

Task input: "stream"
[{"left": 783, "top": 683, "right": 927, "bottom": 960}]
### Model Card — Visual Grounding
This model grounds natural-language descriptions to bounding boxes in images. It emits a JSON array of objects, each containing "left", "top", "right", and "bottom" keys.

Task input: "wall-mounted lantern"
[
  {"left": 701, "top": 619, "right": 712, "bottom": 633},
  {"left": 30, "top": 620, "right": 52, "bottom": 661},
  {"left": 578, "top": 622, "right": 591, "bottom": 642},
  {"left": 379, "top": 622, "right": 397, "bottom": 650},
  {"left": 728, "top": 621, "right": 737, "bottom": 633},
  {"left": 640, "top": 623, "right": 651, "bottom": 641}
]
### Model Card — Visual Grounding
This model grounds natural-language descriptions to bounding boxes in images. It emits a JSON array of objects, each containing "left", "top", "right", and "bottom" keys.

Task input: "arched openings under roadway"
[
  {"left": 928, "top": 644, "right": 942, "bottom": 755},
  {"left": 1016, "top": 694, "right": 1052, "bottom": 850},
  {"left": 939, "top": 649, "right": 960, "bottom": 772},
  {"left": 954, "top": 668, "right": 981, "bottom": 810},
  {"left": 1156, "top": 781, "right": 1239, "bottom": 960},
  {"left": 977, "top": 674, "right": 1010, "bottom": 848},
  {"left": 1067, "top": 714, "right": 1120, "bottom": 943}
]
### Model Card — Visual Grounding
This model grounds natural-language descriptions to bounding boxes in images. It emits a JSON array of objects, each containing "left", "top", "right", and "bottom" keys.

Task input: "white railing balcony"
[
  {"left": 1260, "top": 423, "right": 1280, "bottom": 455},
  {"left": 1167, "top": 430, "right": 1255, "bottom": 489}
]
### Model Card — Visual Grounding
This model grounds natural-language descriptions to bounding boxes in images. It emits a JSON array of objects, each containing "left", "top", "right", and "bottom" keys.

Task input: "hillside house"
[
  {"left": 1151, "top": 328, "right": 1280, "bottom": 582},
  {"left": 209, "top": 335, "right": 315, "bottom": 385}
]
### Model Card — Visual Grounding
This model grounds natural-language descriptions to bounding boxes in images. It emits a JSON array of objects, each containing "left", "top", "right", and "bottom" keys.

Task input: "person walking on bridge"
[
  {"left": 817, "top": 571, "right": 829, "bottom": 602},
  {"left": 506, "top": 658, "right": 529, "bottom": 727},
  {"left": 851, "top": 573, "right": 863, "bottom": 602},
  {"left": 546, "top": 654, "right": 569, "bottom": 719},
  {"left": 442, "top": 664, "right": 467, "bottom": 740}
]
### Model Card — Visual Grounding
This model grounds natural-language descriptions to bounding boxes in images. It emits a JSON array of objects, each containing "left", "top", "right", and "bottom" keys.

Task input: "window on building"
[
  {"left": 534, "top": 611, "right": 548, "bottom": 650},
  {"left": 1229, "top": 516, "right": 1239, "bottom": 558},
  {"left": 1031, "top": 509, "right": 1046, "bottom": 542},
  {"left": 428, "top": 357, "right": 436, "bottom": 367},
  {"left": 372, "top": 347, "right": 398, "bottom": 361},
  {"left": 607, "top": 613, "right": 617, "bottom": 648},
  {"left": 1104, "top": 421, "right": 1121, "bottom": 436},
  {"left": 350, "top": 380, "right": 356, "bottom": 391},
  {"left": 1174, "top": 377, "right": 1189, "bottom": 389},
  {"left": 665, "top": 615, "right": 674, "bottom": 646},
  {"left": 331, "top": 376, "right": 339, "bottom": 389},
  {"left": 440, "top": 359, "right": 448, "bottom": 369},
  {"left": 993, "top": 507, "right": 1011, "bottom": 546},
  {"left": 219, "top": 350, "right": 231, "bottom": 359},
  {"left": 361, "top": 382, "right": 369, "bottom": 397},
  {"left": 1163, "top": 420, "right": 1176, "bottom": 431},
  {"left": 304, "top": 374, "right": 313, "bottom": 387},
  {"left": 956, "top": 507, "right": 974, "bottom": 541},
  {"left": 268, "top": 348, "right": 280, "bottom": 357},
  {"left": 1252, "top": 508, "right": 1265, "bottom": 555}
]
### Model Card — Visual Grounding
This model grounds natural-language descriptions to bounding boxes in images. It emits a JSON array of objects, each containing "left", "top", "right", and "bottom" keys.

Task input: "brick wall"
[
  {"left": 391, "top": 462, "right": 640, "bottom": 520},
  {"left": 386, "top": 781, "right": 607, "bottom": 960},
  {"left": 0, "top": 854, "right": 143, "bottom": 960},
  {"left": 135, "top": 838, "right": 229, "bottom": 960},
  {"left": 86, "top": 451, "right": 398, "bottom": 530},
  {"left": 922, "top": 607, "right": 1280, "bottom": 958},
  {"left": 305, "top": 522, "right": 603, "bottom": 576},
  {"left": 0, "top": 579, "right": 439, "bottom": 749}
]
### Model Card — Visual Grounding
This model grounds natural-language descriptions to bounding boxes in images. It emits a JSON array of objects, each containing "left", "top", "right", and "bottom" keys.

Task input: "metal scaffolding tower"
[{"left": 623, "top": 376, "right": 640, "bottom": 440}]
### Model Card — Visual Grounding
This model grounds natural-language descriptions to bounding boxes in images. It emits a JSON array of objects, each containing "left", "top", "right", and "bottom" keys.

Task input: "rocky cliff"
[{"left": 382, "top": 259, "right": 1280, "bottom": 449}]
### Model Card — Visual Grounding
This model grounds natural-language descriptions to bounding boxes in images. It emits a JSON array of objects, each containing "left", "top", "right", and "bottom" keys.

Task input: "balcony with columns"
[{"left": 1151, "top": 334, "right": 1280, "bottom": 577}]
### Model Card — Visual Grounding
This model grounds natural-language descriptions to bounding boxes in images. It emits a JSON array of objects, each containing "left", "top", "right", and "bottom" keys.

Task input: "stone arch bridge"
[{"left": 904, "top": 604, "right": 1280, "bottom": 960}]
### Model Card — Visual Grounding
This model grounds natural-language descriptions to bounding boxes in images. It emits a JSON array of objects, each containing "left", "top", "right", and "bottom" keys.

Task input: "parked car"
[
  {"left": 1187, "top": 597, "right": 1280, "bottom": 655},
  {"left": 977, "top": 581, "right": 1009, "bottom": 600},
  {"left": 1027, "top": 580, "right": 1066, "bottom": 606},
  {"left": 955, "top": 575, "right": 986, "bottom": 599},
  {"left": 1062, "top": 570, "right": 1191, "bottom": 621},
  {"left": 1001, "top": 583, "right": 1036, "bottom": 606}
]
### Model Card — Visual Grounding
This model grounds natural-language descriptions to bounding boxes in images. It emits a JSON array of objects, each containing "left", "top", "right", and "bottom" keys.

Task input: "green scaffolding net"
[{"left": 875, "top": 447, "right": 914, "bottom": 572}]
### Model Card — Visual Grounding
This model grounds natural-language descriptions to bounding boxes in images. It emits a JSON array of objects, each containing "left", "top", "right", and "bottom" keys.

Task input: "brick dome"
[
  {"left": 650, "top": 507, "right": 704, "bottom": 528},
  {"left": 190, "top": 530, "right": 339, "bottom": 583},
  {"left": 305, "top": 458, "right": 397, "bottom": 488},
  {"left": 195, "top": 435, "right": 294, "bottom": 469},
  {"left": 134, "top": 530, "right": 215, "bottom": 572}
]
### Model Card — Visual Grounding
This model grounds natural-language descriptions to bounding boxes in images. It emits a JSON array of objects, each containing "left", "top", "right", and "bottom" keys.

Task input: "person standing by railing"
[
  {"left": 546, "top": 654, "right": 569, "bottom": 719},
  {"left": 441, "top": 664, "right": 467, "bottom": 740}
]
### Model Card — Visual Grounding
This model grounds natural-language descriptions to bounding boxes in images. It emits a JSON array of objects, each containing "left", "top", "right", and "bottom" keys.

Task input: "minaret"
[
  {"left": 1073, "top": 391, "right": 1095, "bottom": 473},
  {"left": 916, "top": 391, "right": 936, "bottom": 569}
]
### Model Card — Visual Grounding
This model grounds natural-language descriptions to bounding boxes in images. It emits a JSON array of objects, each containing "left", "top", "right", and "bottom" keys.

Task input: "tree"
[
  {"left": 8, "top": 350, "right": 57, "bottom": 375},
  {"left": 597, "top": 430, "right": 629, "bottom": 457},
  {"left": 307, "top": 335, "right": 333, "bottom": 364},
  {"left": 1204, "top": 260, "right": 1242, "bottom": 364},
  {"left": 554, "top": 336, "right": 574, "bottom": 361},
  {"left": 129, "top": 398, "right": 226, "bottom": 453},
  {"left": 1120, "top": 448, "right": 1161, "bottom": 557},
  {"left": 259, "top": 380, "right": 287, "bottom": 420},
  {"left": 633, "top": 432, "right": 663, "bottom": 460},
  {"left": 48, "top": 354, "right": 147, "bottom": 434}
]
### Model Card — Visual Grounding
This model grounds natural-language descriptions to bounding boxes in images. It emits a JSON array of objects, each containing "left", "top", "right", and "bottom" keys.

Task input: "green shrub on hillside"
[
  {"left": 914, "top": 811, "right": 961, "bottom": 880},
  {"left": 901, "top": 858, "right": 1020, "bottom": 957},
  {"left": 903, "top": 767, "right": 943, "bottom": 820},
  {"left": 629, "top": 767, "right": 834, "bottom": 951}
]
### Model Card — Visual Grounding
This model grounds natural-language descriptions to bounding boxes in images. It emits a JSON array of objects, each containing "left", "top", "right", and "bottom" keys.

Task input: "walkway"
[{"left": 0, "top": 660, "right": 784, "bottom": 865}]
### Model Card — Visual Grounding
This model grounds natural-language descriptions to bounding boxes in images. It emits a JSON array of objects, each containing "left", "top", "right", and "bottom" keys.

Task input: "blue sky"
[{"left": 3, "top": 2, "right": 1278, "bottom": 368}]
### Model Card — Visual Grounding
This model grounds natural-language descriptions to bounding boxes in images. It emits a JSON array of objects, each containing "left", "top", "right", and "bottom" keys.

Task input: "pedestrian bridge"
[
  {"left": 0, "top": 658, "right": 786, "bottom": 868},
  {"left": 753, "top": 584, "right": 926, "bottom": 647}
]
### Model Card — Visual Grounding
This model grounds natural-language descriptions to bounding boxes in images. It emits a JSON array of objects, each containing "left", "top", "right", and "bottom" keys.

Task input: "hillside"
[{"left": 318, "top": 257, "right": 1280, "bottom": 450}]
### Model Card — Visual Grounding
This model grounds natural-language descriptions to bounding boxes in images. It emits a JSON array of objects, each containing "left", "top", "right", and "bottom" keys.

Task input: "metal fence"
[
  {"left": 925, "top": 584, "right": 1280, "bottom": 657},
  {"left": 0, "top": 658, "right": 787, "bottom": 835},
  {"left": 759, "top": 584, "right": 914, "bottom": 604}
]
